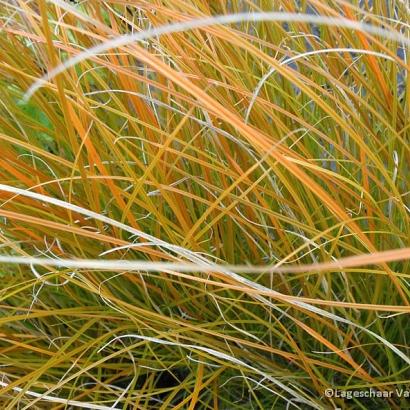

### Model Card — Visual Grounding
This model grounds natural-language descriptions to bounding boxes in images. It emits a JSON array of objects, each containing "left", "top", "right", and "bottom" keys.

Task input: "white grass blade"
[{"left": 25, "top": 12, "right": 410, "bottom": 100}]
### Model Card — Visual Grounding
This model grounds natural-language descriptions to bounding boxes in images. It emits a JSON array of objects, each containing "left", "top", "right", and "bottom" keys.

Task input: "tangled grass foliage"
[{"left": 0, "top": 0, "right": 409, "bottom": 408}]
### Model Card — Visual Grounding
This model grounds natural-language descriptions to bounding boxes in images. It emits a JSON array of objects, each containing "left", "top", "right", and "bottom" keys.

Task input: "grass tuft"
[{"left": 0, "top": 1, "right": 409, "bottom": 408}]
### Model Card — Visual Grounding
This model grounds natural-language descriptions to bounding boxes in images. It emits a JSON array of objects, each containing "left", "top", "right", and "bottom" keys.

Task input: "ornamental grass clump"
[{"left": 0, "top": 1, "right": 409, "bottom": 408}]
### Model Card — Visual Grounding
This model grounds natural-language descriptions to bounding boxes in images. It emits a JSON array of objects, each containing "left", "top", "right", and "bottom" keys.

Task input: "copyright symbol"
[{"left": 325, "top": 388, "right": 334, "bottom": 398}]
